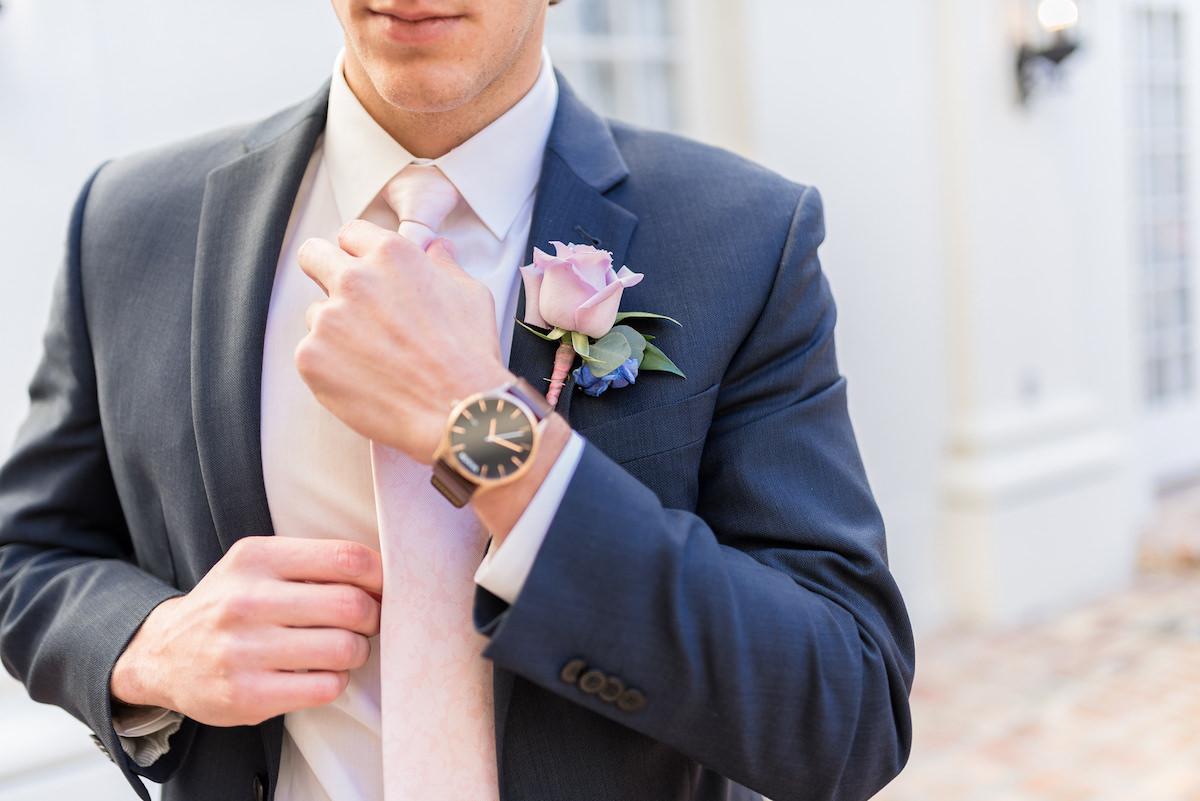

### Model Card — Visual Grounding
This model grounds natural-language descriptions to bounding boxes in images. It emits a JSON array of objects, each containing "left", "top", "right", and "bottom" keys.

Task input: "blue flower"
[{"left": 574, "top": 358, "right": 640, "bottom": 397}]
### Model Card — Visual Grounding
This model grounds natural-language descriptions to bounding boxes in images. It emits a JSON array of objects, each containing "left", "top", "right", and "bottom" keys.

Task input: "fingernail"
[{"left": 435, "top": 238, "right": 456, "bottom": 258}]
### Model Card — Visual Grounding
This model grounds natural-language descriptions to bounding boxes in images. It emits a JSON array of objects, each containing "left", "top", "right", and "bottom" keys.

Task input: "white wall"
[
  {"left": 933, "top": 0, "right": 1142, "bottom": 621},
  {"left": 0, "top": 0, "right": 342, "bottom": 452},
  {"left": 733, "top": 0, "right": 952, "bottom": 628}
]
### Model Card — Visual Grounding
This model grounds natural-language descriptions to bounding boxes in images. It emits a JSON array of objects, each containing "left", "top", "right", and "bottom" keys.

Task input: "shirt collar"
[{"left": 324, "top": 49, "right": 559, "bottom": 241}]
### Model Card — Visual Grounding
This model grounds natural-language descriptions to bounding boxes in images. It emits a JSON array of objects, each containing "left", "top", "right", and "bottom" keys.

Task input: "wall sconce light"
[{"left": 1017, "top": 0, "right": 1081, "bottom": 103}]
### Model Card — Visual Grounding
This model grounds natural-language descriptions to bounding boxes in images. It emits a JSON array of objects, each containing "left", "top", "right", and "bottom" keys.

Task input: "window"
[
  {"left": 1133, "top": 8, "right": 1195, "bottom": 403},
  {"left": 545, "top": 0, "right": 682, "bottom": 131}
]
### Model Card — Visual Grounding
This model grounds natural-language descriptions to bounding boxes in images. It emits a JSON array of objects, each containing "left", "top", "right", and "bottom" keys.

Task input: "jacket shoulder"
[
  {"left": 83, "top": 87, "right": 328, "bottom": 225},
  {"left": 607, "top": 122, "right": 812, "bottom": 222}
]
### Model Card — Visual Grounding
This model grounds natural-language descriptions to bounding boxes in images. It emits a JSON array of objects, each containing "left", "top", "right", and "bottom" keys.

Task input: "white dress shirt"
[{"left": 115, "top": 50, "right": 586, "bottom": 801}]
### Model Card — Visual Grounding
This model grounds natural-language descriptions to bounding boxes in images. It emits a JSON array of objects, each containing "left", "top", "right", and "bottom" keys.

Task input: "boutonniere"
[{"left": 518, "top": 241, "right": 684, "bottom": 407}]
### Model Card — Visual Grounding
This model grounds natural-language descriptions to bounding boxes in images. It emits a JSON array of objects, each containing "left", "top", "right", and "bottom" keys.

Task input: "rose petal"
[
  {"left": 532, "top": 246, "right": 556, "bottom": 268},
  {"left": 519, "top": 263, "right": 547, "bottom": 327},
  {"left": 573, "top": 250, "right": 614, "bottom": 290},
  {"left": 615, "top": 266, "right": 644, "bottom": 287},
  {"left": 540, "top": 260, "right": 606, "bottom": 331},
  {"left": 573, "top": 280, "right": 625, "bottom": 338}
]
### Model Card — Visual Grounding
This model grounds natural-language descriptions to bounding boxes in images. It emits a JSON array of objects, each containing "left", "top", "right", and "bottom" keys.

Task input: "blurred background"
[{"left": 1, "top": 0, "right": 1198, "bottom": 798}]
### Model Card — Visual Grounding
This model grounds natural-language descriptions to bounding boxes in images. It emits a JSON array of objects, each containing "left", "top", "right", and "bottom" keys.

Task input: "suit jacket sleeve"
[
  {"left": 0, "top": 168, "right": 190, "bottom": 798},
  {"left": 477, "top": 185, "right": 914, "bottom": 801}
]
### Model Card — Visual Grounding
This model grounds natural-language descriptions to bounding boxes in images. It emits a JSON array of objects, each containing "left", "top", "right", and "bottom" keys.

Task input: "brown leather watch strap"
[
  {"left": 507, "top": 377, "right": 553, "bottom": 422},
  {"left": 431, "top": 460, "right": 477, "bottom": 508}
]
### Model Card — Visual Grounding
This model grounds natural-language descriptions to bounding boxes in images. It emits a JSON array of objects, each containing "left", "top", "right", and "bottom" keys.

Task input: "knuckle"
[
  {"left": 348, "top": 636, "right": 370, "bottom": 669},
  {"left": 294, "top": 338, "right": 320, "bottom": 379},
  {"left": 334, "top": 586, "right": 370, "bottom": 624},
  {"left": 225, "top": 536, "right": 265, "bottom": 568},
  {"left": 327, "top": 633, "right": 359, "bottom": 668},
  {"left": 337, "top": 266, "right": 368, "bottom": 297},
  {"left": 376, "top": 235, "right": 408, "bottom": 262},
  {"left": 332, "top": 541, "right": 370, "bottom": 578},
  {"left": 313, "top": 672, "right": 349, "bottom": 705},
  {"left": 214, "top": 590, "right": 259, "bottom": 625}
]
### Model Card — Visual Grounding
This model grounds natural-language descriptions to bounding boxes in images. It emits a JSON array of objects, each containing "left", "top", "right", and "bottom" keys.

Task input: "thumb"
[
  {"left": 427, "top": 237, "right": 482, "bottom": 291},
  {"left": 426, "top": 238, "right": 464, "bottom": 275}
]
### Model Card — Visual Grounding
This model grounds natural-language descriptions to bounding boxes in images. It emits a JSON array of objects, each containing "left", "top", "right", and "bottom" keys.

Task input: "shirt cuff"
[
  {"left": 475, "top": 432, "right": 585, "bottom": 604},
  {"left": 113, "top": 706, "right": 184, "bottom": 768}
]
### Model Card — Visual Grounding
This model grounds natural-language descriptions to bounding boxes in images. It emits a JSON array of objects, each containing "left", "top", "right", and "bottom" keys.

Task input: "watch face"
[{"left": 447, "top": 396, "right": 536, "bottom": 482}]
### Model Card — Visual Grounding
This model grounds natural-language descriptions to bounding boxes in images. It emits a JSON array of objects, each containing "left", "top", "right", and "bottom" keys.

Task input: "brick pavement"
[{"left": 874, "top": 482, "right": 1200, "bottom": 801}]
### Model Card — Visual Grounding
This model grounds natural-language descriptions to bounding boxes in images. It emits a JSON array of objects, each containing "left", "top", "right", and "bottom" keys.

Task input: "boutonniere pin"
[{"left": 518, "top": 241, "right": 684, "bottom": 407}]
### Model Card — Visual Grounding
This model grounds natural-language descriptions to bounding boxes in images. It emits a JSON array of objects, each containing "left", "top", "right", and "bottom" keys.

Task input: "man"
[{"left": 0, "top": 1, "right": 915, "bottom": 799}]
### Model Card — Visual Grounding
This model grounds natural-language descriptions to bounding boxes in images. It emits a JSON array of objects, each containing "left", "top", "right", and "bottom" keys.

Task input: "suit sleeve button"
[
  {"left": 598, "top": 676, "right": 625, "bottom": 703},
  {"left": 90, "top": 733, "right": 114, "bottom": 762},
  {"left": 579, "top": 670, "right": 608, "bottom": 695},
  {"left": 616, "top": 688, "right": 647, "bottom": 713},
  {"left": 559, "top": 659, "right": 588, "bottom": 684}
]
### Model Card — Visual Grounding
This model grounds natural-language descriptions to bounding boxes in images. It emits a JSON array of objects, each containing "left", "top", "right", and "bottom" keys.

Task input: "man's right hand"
[{"left": 109, "top": 537, "right": 383, "bottom": 727}]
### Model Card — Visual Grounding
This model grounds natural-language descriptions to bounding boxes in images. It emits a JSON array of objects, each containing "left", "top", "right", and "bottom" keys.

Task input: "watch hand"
[
  {"left": 490, "top": 438, "right": 526, "bottom": 453},
  {"left": 491, "top": 430, "right": 527, "bottom": 441},
  {"left": 488, "top": 418, "right": 497, "bottom": 439}
]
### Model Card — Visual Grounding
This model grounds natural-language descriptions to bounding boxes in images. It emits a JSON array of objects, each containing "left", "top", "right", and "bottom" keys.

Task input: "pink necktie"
[{"left": 372, "top": 164, "right": 499, "bottom": 800}]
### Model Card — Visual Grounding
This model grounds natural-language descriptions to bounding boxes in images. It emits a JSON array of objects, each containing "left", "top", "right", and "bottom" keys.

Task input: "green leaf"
[
  {"left": 571, "top": 330, "right": 591, "bottom": 358},
  {"left": 614, "top": 311, "right": 682, "bottom": 327},
  {"left": 515, "top": 319, "right": 568, "bottom": 342},
  {"left": 639, "top": 342, "right": 686, "bottom": 378},
  {"left": 608, "top": 325, "right": 647, "bottom": 362},
  {"left": 582, "top": 330, "right": 632, "bottom": 375}
]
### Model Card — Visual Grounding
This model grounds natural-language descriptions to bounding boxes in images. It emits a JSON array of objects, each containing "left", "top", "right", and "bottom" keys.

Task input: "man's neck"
[{"left": 344, "top": 51, "right": 544, "bottom": 159}]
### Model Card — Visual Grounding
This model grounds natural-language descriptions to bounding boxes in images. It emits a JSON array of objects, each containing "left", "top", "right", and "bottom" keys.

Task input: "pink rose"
[{"left": 519, "top": 242, "right": 644, "bottom": 339}]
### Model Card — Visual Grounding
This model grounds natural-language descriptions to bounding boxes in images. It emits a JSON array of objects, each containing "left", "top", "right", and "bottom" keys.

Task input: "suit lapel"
[
  {"left": 494, "top": 78, "right": 638, "bottom": 782},
  {"left": 191, "top": 89, "right": 328, "bottom": 554},
  {"left": 506, "top": 77, "right": 638, "bottom": 425}
]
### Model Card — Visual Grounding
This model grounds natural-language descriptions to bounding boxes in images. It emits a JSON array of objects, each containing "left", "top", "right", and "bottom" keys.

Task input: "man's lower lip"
[{"left": 372, "top": 13, "right": 461, "bottom": 45}]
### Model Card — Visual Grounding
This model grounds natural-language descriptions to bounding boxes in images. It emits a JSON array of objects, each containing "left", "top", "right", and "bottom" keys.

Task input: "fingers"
[
  {"left": 299, "top": 222, "right": 424, "bottom": 304},
  {"left": 297, "top": 236, "right": 340, "bottom": 295},
  {"left": 304, "top": 298, "right": 322, "bottom": 332},
  {"left": 262, "top": 580, "right": 381, "bottom": 638},
  {"left": 255, "top": 627, "right": 374, "bottom": 673},
  {"left": 427, "top": 238, "right": 484, "bottom": 292},
  {"left": 186, "top": 668, "right": 354, "bottom": 727},
  {"left": 300, "top": 227, "right": 469, "bottom": 303},
  {"left": 234, "top": 670, "right": 353, "bottom": 721},
  {"left": 228, "top": 536, "right": 384, "bottom": 597},
  {"left": 426, "top": 238, "right": 463, "bottom": 275}
]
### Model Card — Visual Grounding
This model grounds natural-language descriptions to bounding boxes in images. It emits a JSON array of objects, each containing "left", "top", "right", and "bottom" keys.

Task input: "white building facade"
[{"left": 1, "top": 0, "right": 1197, "bottom": 796}]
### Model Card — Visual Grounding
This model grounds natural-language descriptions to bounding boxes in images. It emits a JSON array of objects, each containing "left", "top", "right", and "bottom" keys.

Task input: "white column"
[{"left": 934, "top": 0, "right": 1146, "bottom": 621}]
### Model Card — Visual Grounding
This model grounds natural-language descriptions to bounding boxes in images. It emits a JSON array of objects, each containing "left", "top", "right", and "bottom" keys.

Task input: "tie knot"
[{"left": 382, "top": 164, "right": 460, "bottom": 248}]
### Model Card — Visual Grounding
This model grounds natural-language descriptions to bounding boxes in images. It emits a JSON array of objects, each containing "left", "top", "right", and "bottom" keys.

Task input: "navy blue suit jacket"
[{"left": 0, "top": 78, "right": 914, "bottom": 801}]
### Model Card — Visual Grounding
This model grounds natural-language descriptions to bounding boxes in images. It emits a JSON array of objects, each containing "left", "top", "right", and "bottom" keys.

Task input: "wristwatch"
[{"left": 430, "top": 378, "right": 553, "bottom": 507}]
